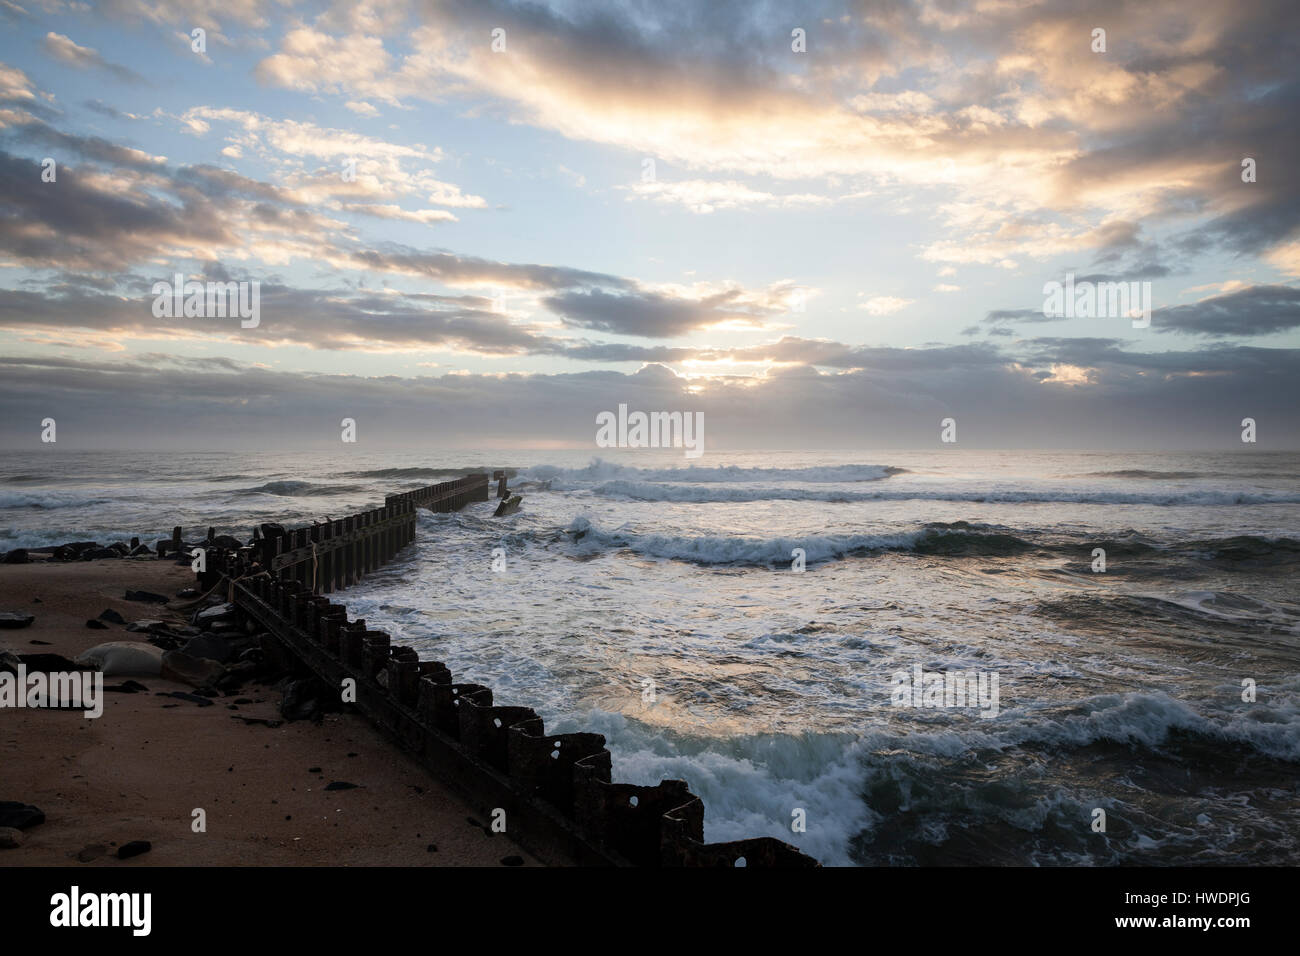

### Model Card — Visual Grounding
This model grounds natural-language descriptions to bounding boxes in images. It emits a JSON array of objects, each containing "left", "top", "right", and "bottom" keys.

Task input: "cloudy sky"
[{"left": 0, "top": 0, "right": 1297, "bottom": 449}]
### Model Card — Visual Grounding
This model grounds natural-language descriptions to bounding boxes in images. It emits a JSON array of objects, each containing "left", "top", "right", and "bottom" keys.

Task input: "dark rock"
[
  {"left": 212, "top": 534, "right": 242, "bottom": 549},
  {"left": 323, "top": 781, "right": 358, "bottom": 791},
  {"left": 426, "top": 844, "right": 438, "bottom": 853},
  {"left": 85, "top": 619, "right": 109, "bottom": 630},
  {"left": 0, "top": 827, "right": 23, "bottom": 849},
  {"left": 0, "top": 801, "right": 45, "bottom": 830},
  {"left": 259, "top": 522, "right": 286, "bottom": 540},
  {"left": 180, "top": 633, "right": 234, "bottom": 663},
  {"left": 175, "top": 588, "right": 198, "bottom": 599},
  {"left": 128, "top": 545, "right": 152, "bottom": 557},
  {"left": 2, "top": 549, "right": 28, "bottom": 565},
  {"left": 0, "top": 612, "right": 36, "bottom": 629},
  {"left": 500, "top": 855, "right": 525, "bottom": 866},
  {"left": 116, "top": 840, "right": 151, "bottom": 860},
  {"left": 307, "top": 767, "right": 321, "bottom": 773},
  {"left": 83, "top": 548, "right": 120, "bottom": 560},
  {"left": 76, "top": 844, "right": 106, "bottom": 862},
  {"left": 28, "top": 639, "right": 51, "bottom": 645},
  {"left": 125, "top": 590, "right": 169, "bottom": 604},
  {"left": 125, "top": 620, "right": 164, "bottom": 633},
  {"left": 280, "top": 677, "right": 335, "bottom": 722},
  {"left": 109, "top": 542, "right": 131, "bottom": 556},
  {"left": 231, "top": 716, "right": 282, "bottom": 727},
  {"left": 104, "top": 680, "right": 149, "bottom": 694},
  {"left": 98, "top": 608, "right": 127, "bottom": 625},
  {"left": 16, "top": 653, "right": 88, "bottom": 671}
]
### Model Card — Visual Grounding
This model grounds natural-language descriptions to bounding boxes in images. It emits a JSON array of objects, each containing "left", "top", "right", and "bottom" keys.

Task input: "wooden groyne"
[{"left": 199, "top": 472, "right": 818, "bottom": 867}]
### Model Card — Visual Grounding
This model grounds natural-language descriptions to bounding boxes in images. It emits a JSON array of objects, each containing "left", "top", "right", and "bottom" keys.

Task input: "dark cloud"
[
  {"left": 544, "top": 287, "right": 774, "bottom": 338},
  {"left": 1152, "top": 285, "right": 1300, "bottom": 337}
]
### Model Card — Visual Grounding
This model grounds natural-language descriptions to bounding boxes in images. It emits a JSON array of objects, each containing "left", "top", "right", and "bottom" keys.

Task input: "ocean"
[{"left": 3, "top": 448, "right": 1298, "bottom": 865}]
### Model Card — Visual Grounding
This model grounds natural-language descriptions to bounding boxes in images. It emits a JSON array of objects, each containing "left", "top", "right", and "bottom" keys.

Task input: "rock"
[
  {"left": 85, "top": 619, "right": 109, "bottom": 630},
  {"left": 323, "top": 781, "right": 358, "bottom": 791},
  {"left": 125, "top": 620, "right": 164, "bottom": 633},
  {"left": 124, "top": 590, "right": 169, "bottom": 604},
  {"left": 212, "top": 534, "right": 242, "bottom": 549},
  {"left": 195, "top": 602, "right": 235, "bottom": 623},
  {"left": 0, "top": 827, "right": 23, "bottom": 849},
  {"left": 2, "top": 549, "right": 28, "bottom": 565},
  {"left": 500, "top": 855, "right": 525, "bottom": 866},
  {"left": 175, "top": 588, "right": 198, "bottom": 599},
  {"left": 231, "top": 715, "right": 281, "bottom": 727},
  {"left": 75, "top": 642, "right": 164, "bottom": 677},
  {"left": 259, "top": 522, "right": 286, "bottom": 540},
  {"left": 76, "top": 844, "right": 106, "bottom": 862},
  {"left": 28, "top": 639, "right": 51, "bottom": 645},
  {"left": 160, "top": 649, "right": 226, "bottom": 688},
  {"left": 0, "top": 802, "right": 45, "bottom": 829},
  {"left": 307, "top": 767, "right": 322, "bottom": 773},
  {"left": 104, "top": 680, "right": 149, "bottom": 694},
  {"left": 109, "top": 542, "right": 131, "bottom": 556},
  {"left": 128, "top": 545, "right": 152, "bottom": 557},
  {"left": 116, "top": 840, "right": 151, "bottom": 860},
  {"left": 180, "top": 633, "right": 234, "bottom": 663},
  {"left": 16, "top": 652, "right": 86, "bottom": 671},
  {"left": 426, "top": 844, "right": 438, "bottom": 853},
  {"left": 83, "top": 548, "right": 120, "bottom": 560},
  {"left": 98, "top": 608, "right": 127, "bottom": 625},
  {"left": 280, "top": 677, "right": 333, "bottom": 722},
  {"left": 0, "top": 612, "right": 35, "bottom": 629}
]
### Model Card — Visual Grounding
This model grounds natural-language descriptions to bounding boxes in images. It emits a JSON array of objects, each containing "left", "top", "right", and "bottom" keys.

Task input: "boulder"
[
  {"left": 160, "top": 649, "right": 226, "bottom": 688},
  {"left": 82, "top": 548, "right": 119, "bottom": 560},
  {"left": 0, "top": 612, "right": 35, "bottom": 629},
  {"left": 2, "top": 549, "right": 28, "bottom": 565},
  {"left": 98, "top": 608, "right": 127, "bottom": 625},
  {"left": 195, "top": 602, "right": 236, "bottom": 623},
  {"left": 180, "top": 633, "right": 234, "bottom": 663},
  {"left": 75, "top": 642, "right": 164, "bottom": 677},
  {"left": 0, "top": 802, "right": 45, "bottom": 829}
]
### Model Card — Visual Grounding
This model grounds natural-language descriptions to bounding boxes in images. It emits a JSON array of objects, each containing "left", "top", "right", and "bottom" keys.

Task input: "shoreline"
[{"left": 0, "top": 559, "right": 549, "bottom": 866}]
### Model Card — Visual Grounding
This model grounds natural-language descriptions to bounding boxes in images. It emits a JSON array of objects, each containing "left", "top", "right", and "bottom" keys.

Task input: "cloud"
[
  {"left": 858, "top": 296, "right": 914, "bottom": 316},
  {"left": 543, "top": 285, "right": 785, "bottom": 338},
  {"left": 1152, "top": 284, "right": 1300, "bottom": 337},
  {"left": 42, "top": 32, "right": 145, "bottom": 84}
]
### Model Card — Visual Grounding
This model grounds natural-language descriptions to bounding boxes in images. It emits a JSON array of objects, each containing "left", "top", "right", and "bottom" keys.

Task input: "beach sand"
[{"left": 0, "top": 559, "right": 551, "bottom": 866}]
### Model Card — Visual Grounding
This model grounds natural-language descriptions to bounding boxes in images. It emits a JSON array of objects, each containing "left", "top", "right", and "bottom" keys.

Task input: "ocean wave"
[
  {"left": 526, "top": 459, "right": 901, "bottom": 484},
  {"left": 563, "top": 516, "right": 1034, "bottom": 565},
  {"left": 234, "top": 480, "right": 359, "bottom": 497},
  {"left": 337, "top": 466, "right": 516, "bottom": 480},
  {"left": 0, "top": 492, "right": 110, "bottom": 510},
  {"left": 589, "top": 480, "right": 1300, "bottom": 506}
]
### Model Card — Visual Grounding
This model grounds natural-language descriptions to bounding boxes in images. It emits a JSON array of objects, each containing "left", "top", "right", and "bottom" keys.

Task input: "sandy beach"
[{"left": 0, "top": 558, "right": 549, "bottom": 866}]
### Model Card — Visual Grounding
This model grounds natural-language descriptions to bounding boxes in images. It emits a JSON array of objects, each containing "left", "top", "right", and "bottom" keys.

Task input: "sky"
[{"left": 0, "top": 0, "right": 1297, "bottom": 450}]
